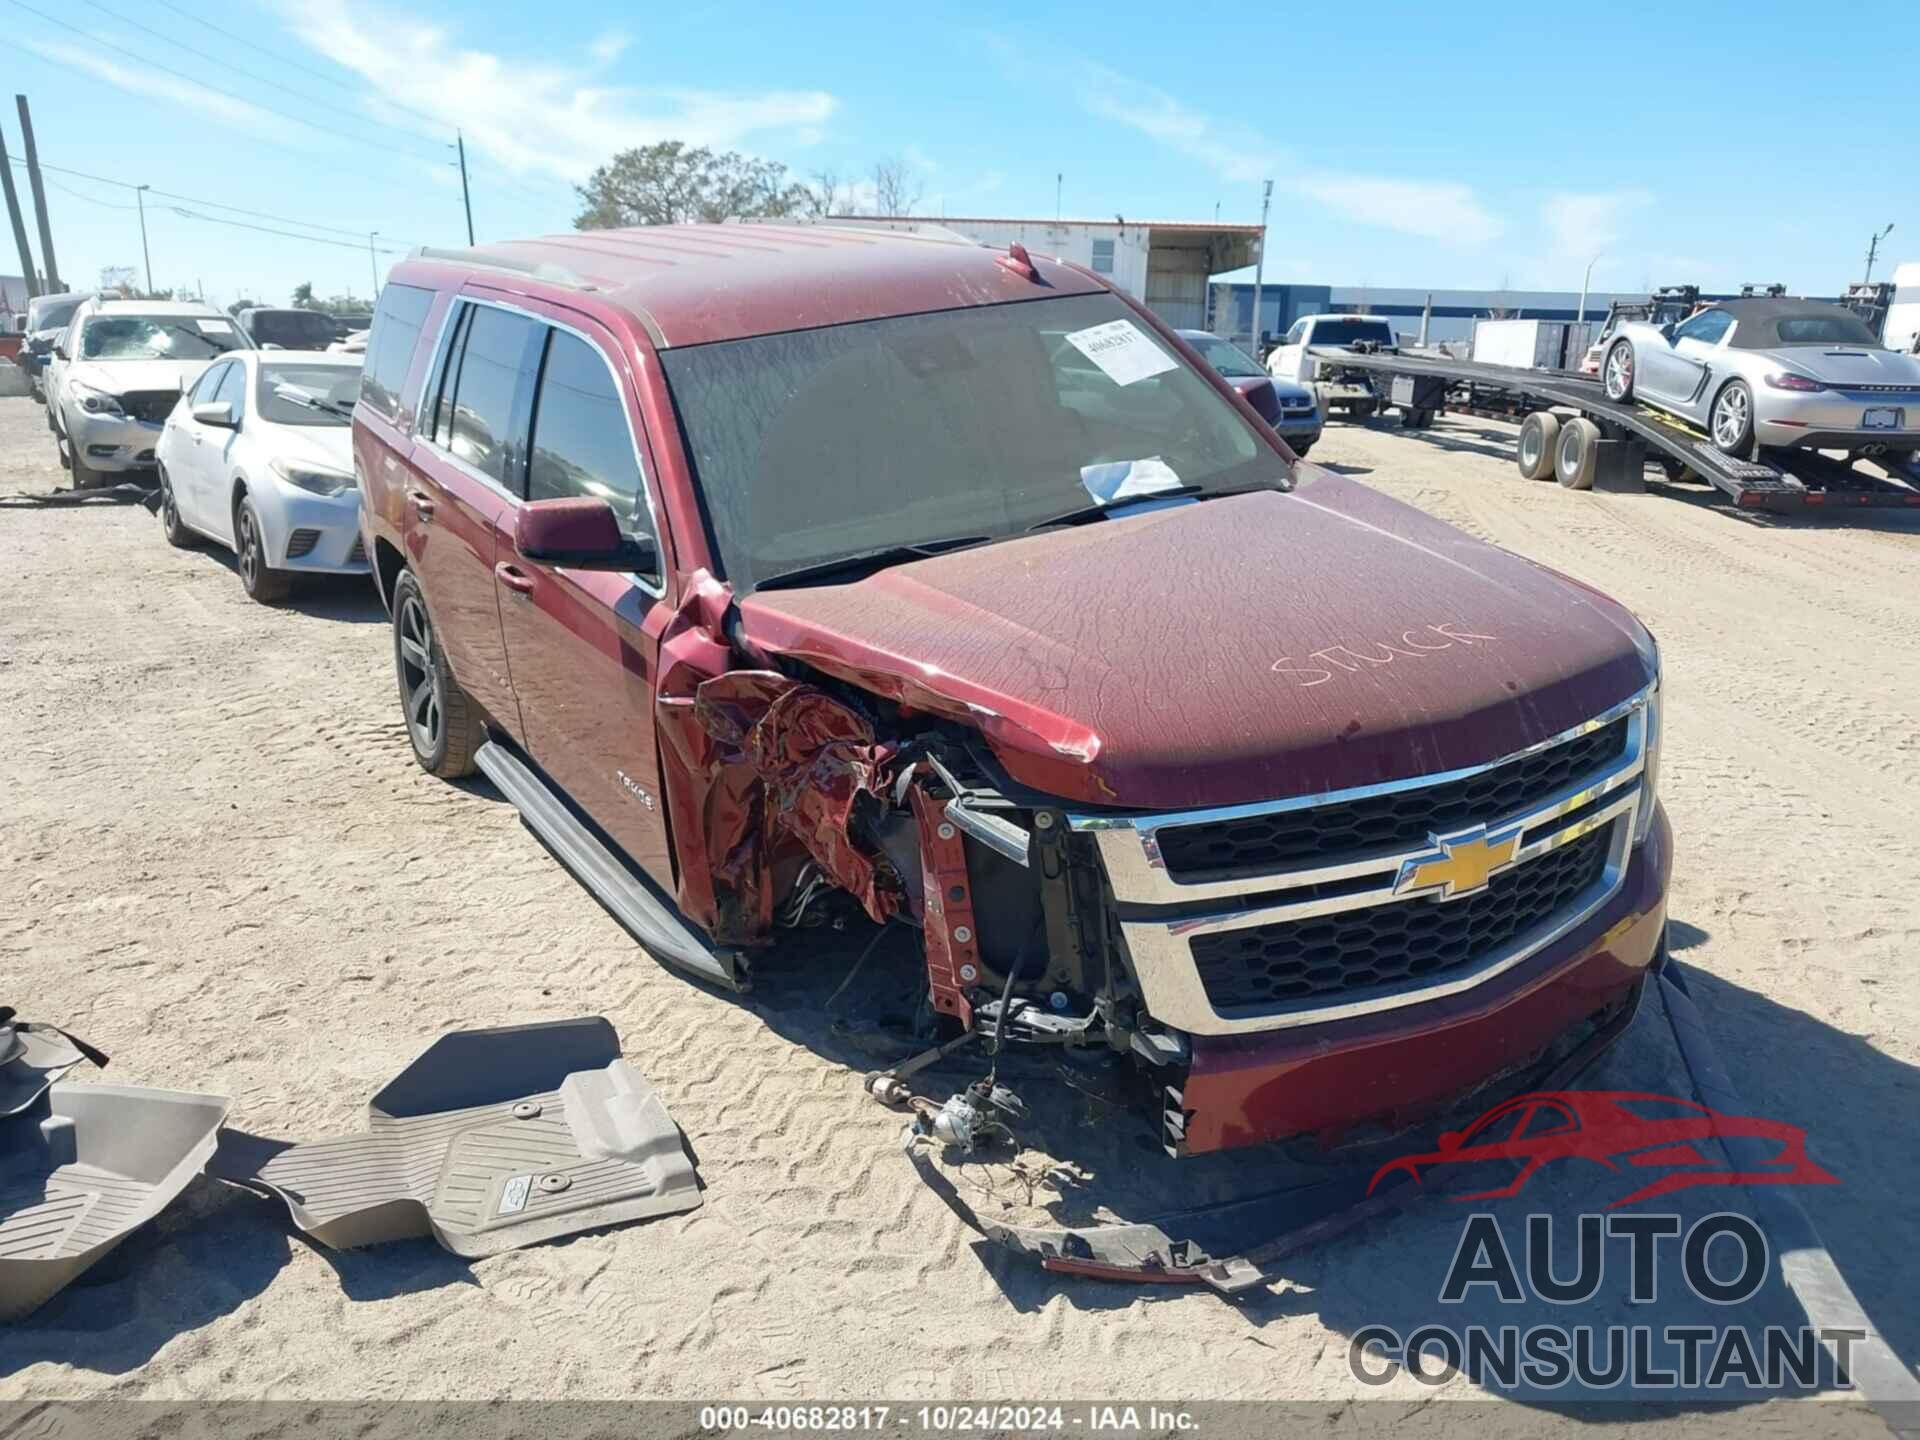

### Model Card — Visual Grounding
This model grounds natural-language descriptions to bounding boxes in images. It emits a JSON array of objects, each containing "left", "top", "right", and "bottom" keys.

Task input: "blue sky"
[{"left": 10, "top": 0, "right": 1917, "bottom": 311}]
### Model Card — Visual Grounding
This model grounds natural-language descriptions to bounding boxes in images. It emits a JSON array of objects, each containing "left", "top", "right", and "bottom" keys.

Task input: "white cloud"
[
  {"left": 23, "top": 38, "right": 309, "bottom": 145},
  {"left": 1541, "top": 189, "right": 1653, "bottom": 259},
  {"left": 277, "top": 0, "right": 838, "bottom": 183},
  {"left": 1063, "top": 59, "right": 1499, "bottom": 246},
  {"left": 588, "top": 30, "right": 631, "bottom": 64},
  {"left": 1301, "top": 175, "right": 1504, "bottom": 248}
]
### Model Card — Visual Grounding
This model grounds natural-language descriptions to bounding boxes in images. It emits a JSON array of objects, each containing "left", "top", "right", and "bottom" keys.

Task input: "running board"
[{"left": 474, "top": 742, "right": 746, "bottom": 992}]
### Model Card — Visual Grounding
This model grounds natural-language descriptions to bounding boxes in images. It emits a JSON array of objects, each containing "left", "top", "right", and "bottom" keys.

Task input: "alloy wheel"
[
  {"left": 1713, "top": 386, "right": 1749, "bottom": 450},
  {"left": 397, "top": 593, "right": 444, "bottom": 756},
  {"left": 1605, "top": 344, "right": 1632, "bottom": 400},
  {"left": 238, "top": 507, "right": 259, "bottom": 588},
  {"left": 162, "top": 478, "right": 180, "bottom": 535}
]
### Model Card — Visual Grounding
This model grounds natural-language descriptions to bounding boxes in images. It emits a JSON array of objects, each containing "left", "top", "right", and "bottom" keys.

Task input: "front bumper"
[
  {"left": 1273, "top": 415, "right": 1323, "bottom": 448},
  {"left": 67, "top": 410, "right": 163, "bottom": 472},
  {"left": 265, "top": 485, "right": 370, "bottom": 573},
  {"left": 1177, "top": 803, "right": 1670, "bottom": 1153}
]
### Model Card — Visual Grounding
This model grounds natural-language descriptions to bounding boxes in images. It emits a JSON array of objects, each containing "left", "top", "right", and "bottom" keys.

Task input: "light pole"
[
  {"left": 368, "top": 231, "right": 380, "bottom": 294},
  {"left": 1249, "top": 178, "right": 1272, "bottom": 356},
  {"left": 1865, "top": 223, "right": 1895, "bottom": 284},
  {"left": 1577, "top": 252, "right": 1604, "bottom": 325},
  {"left": 135, "top": 184, "right": 153, "bottom": 295}
]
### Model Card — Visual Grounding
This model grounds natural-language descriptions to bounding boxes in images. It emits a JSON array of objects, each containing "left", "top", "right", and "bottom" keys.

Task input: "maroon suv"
[{"left": 354, "top": 225, "right": 1669, "bottom": 1156}]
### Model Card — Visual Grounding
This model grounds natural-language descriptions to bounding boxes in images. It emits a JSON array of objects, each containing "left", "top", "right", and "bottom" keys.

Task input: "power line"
[
  {"left": 44, "top": 175, "right": 136, "bottom": 210},
  {"left": 79, "top": 0, "right": 453, "bottom": 159},
  {"left": 8, "top": 0, "right": 446, "bottom": 168},
  {"left": 162, "top": 206, "right": 410, "bottom": 257},
  {"left": 146, "top": 0, "right": 452, "bottom": 134},
  {"left": 7, "top": 155, "right": 428, "bottom": 249}
]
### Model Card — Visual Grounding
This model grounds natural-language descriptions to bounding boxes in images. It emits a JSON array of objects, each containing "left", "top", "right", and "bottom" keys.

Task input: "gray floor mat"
[
  {"left": 210, "top": 1017, "right": 701, "bottom": 1257},
  {"left": 0, "top": 1082, "right": 230, "bottom": 1321},
  {"left": 0, "top": 1014, "right": 91, "bottom": 1118}
]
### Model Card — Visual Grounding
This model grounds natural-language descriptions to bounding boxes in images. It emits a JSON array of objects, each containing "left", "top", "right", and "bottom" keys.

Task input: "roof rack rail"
[{"left": 409, "top": 245, "right": 596, "bottom": 291}]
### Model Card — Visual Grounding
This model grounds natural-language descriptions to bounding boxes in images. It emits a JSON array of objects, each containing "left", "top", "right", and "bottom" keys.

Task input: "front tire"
[
  {"left": 159, "top": 467, "right": 198, "bottom": 548},
  {"left": 234, "top": 495, "right": 292, "bottom": 603},
  {"left": 391, "top": 568, "right": 481, "bottom": 779},
  {"left": 1710, "top": 380, "right": 1756, "bottom": 458},
  {"left": 1603, "top": 340, "right": 1635, "bottom": 402}
]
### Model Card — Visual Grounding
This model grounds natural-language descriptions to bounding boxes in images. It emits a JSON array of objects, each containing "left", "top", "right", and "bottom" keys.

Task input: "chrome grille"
[
  {"left": 1191, "top": 825, "right": 1610, "bottom": 1010},
  {"left": 1157, "top": 717, "right": 1628, "bottom": 882}
]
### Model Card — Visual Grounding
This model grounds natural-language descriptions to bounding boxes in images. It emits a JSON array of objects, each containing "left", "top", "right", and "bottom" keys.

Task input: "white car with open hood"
[
  {"left": 154, "top": 349, "right": 367, "bottom": 603},
  {"left": 47, "top": 298, "right": 244, "bottom": 488}
]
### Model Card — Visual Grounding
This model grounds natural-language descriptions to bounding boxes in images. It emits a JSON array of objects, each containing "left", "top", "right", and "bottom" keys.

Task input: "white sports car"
[{"left": 154, "top": 350, "right": 367, "bottom": 603}]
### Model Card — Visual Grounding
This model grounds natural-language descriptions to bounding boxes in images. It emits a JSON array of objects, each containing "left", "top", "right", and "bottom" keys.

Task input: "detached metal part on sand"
[
  {"left": 0, "top": 1010, "right": 230, "bottom": 1322},
  {"left": 211, "top": 1018, "right": 701, "bottom": 1257}
]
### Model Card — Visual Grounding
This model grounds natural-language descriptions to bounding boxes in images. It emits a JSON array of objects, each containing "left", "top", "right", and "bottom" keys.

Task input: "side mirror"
[
  {"left": 52, "top": 344, "right": 68, "bottom": 361},
  {"left": 516, "top": 496, "right": 658, "bottom": 573},
  {"left": 192, "top": 400, "right": 238, "bottom": 429},
  {"left": 1658, "top": 322, "right": 1677, "bottom": 342}
]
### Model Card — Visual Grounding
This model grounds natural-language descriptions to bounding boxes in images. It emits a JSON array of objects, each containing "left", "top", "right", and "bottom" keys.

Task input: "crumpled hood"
[
  {"left": 737, "top": 474, "right": 1655, "bottom": 810},
  {"left": 67, "top": 358, "right": 215, "bottom": 398}
]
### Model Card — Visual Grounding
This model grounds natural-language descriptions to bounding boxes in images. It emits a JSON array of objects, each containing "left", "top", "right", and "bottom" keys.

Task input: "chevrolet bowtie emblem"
[{"left": 1395, "top": 824, "right": 1524, "bottom": 902}]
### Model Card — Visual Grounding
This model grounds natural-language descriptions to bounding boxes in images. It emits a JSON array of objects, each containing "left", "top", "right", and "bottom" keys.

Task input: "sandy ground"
[{"left": 3, "top": 395, "right": 1918, "bottom": 1418}]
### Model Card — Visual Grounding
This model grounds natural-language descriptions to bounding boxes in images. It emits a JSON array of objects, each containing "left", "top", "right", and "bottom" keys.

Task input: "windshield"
[
  {"left": 1185, "top": 333, "right": 1266, "bottom": 379},
  {"left": 1311, "top": 318, "right": 1396, "bottom": 346},
  {"left": 80, "top": 314, "right": 242, "bottom": 361},
  {"left": 1773, "top": 313, "right": 1880, "bottom": 347},
  {"left": 258, "top": 362, "right": 361, "bottom": 426},
  {"left": 659, "top": 293, "right": 1284, "bottom": 593},
  {"left": 29, "top": 296, "right": 81, "bottom": 332},
  {"left": 247, "top": 310, "right": 341, "bottom": 349}
]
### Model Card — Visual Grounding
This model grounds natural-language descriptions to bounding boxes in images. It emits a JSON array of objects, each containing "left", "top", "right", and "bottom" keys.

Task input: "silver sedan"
[{"left": 1600, "top": 298, "right": 1920, "bottom": 462}]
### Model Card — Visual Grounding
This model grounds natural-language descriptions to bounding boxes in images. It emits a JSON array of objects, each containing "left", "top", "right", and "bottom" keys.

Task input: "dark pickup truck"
[{"left": 353, "top": 224, "right": 1669, "bottom": 1156}]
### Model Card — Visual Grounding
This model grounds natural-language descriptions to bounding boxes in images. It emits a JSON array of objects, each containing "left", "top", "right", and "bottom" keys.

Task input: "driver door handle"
[
  {"left": 495, "top": 562, "right": 536, "bottom": 595},
  {"left": 407, "top": 488, "right": 436, "bottom": 522}
]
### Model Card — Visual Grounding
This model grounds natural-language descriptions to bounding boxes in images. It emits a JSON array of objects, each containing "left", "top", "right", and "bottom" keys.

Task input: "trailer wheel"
[
  {"left": 1517, "top": 412, "right": 1561, "bottom": 480},
  {"left": 1554, "top": 417, "right": 1601, "bottom": 490}
]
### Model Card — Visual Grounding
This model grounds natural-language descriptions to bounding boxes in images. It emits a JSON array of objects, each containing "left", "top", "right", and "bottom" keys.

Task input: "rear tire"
[
  {"left": 1710, "top": 380, "right": 1756, "bottom": 459},
  {"left": 158, "top": 467, "right": 198, "bottom": 548},
  {"left": 1554, "top": 417, "right": 1601, "bottom": 490},
  {"left": 1603, "top": 340, "right": 1635, "bottom": 402},
  {"left": 392, "top": 568, "right": 481, "bottom": 779},
  {"left": 234, "top": 495, "right": 292, "bottom": 603},
  {"left": 1517, "top": 412, "right": 1561, "bottom": 480}
]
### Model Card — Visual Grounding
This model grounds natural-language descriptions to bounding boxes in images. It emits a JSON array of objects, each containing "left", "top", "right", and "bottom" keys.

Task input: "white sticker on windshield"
[
  {"left": 195, "top": 319, "right": 236, "bottom": 334},
  {"left": 1080, "top": 456, "right": 1183, "bottom": 504},
  {"left": 1063, "top": 319, "right": 1178, "bottom": 387}
]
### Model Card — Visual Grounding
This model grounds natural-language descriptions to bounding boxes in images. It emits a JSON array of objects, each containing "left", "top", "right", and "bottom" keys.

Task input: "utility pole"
[
  {"left": 15, "top": 96, "right": 58, "bottom": 291},
  {"left": 456, "top": 131, "right": 475, "bottom": 245},
  {"left": 135, "top": 185, "right": 153, "bottom": 295},
  {"left": 1054, "top": 172, "right": 1062, "bottom": 222},
  {"left": 0, "top": 124, "right": 38, "bottom": 298},
  {"left": 1248, "top": 179, "right": 1272, "bottom": 357},
  {"left": 1865, "top": 223, "right": 1895, "bottom": 284},
  {"left": 368, "top": 231, "right": 380, "bottom": 294},
  {"left": 1577, "top": 251, "right": 1604, "bottom": 325}
]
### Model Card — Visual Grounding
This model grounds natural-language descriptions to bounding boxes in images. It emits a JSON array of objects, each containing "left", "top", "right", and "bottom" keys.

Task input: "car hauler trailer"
[{"left": 1308, "top": 345, "right": 1920, "bottom": 513}]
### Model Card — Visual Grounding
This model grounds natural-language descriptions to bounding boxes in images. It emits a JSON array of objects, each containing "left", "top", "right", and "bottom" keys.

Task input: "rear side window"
[
  {"left": 360, "top": 283, "right": 435, "bottom": 420},
  {"left": 445, "top": 306, "right": 543, "bottom": 484},
  {"left": 527, "top": 330, "right": 653, "bottom": 546}
]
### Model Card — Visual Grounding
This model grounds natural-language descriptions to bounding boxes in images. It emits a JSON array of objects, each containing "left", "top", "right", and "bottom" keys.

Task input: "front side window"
[
  {"left": 445, "top": 305, "right": 543, "bottom": 485},
  {"left": 659, "top": 292, "right": 1280, "bottom": 593},
  {"left": 360, "top": 283, "right": 435, "bottom": 420},
  {"left": 1673, "top": 309, "right": 1732, "bottom": 346},
  {"left": 528, "top": 330, "right": 654, "bottom": 548},
  {"left": 79, "top": 313, "right": 241, "bottom": 361},
  {"left": 188, "top": 361, "right": 230, "bottom": 406},
  {"left": 213, "top": 362, "right": 247, "bottom": 413},
  {"left": 259, "top": 363, "right": 361, "bottom": 426},
  {"left": 1285, "top": 320, "right": 1309, "bottom": 345}
]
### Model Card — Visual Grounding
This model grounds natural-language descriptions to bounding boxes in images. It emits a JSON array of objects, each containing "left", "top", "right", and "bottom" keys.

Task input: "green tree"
[
  {"left": 291, "top": 281, "right": 317, "bottom": 309},
  {"left": 574, "top": 141, "right": 811, "bottom": 229}
]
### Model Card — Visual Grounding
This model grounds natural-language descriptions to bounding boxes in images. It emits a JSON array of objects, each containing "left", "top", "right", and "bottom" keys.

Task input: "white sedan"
[{"left": 154, "top": 350, "right": 366, "bottom": 603}]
